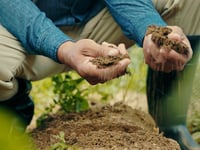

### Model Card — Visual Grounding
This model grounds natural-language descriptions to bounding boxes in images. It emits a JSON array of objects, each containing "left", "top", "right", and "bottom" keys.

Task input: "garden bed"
[{"left": 31, "top": 102, "right": 180, "bottom": 150}]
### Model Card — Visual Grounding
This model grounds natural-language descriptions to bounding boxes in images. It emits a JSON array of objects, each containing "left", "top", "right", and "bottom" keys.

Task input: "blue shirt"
[{"left": 0, "top": 0, "right": 166, "bottom": 62}]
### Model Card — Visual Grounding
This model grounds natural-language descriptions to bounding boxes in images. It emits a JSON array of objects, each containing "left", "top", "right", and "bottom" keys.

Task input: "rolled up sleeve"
[
  {"left": 104, "top": 0, "right": 167, "bottom": 46},
  {"left": 0, "top": 0, "right": 71, "bottom": 62}
]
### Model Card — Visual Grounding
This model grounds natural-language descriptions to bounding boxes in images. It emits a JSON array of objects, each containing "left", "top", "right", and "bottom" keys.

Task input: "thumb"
[{"left": 83, "top": 40, "right": 119, "bottom": 57}]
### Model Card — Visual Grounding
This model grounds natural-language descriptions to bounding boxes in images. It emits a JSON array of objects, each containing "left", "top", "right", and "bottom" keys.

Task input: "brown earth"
[
  {"left": 31, "top": 102, "right": 180, "bottom": 150},
  {"left": 146, "top": 25, "right": 189, "bottom": 56},
  {"left": 90, "top": 25, "right": 189, "bottom": 70},
  {"left": 90, "top": 54, "right": 130, "bottom": 69}
]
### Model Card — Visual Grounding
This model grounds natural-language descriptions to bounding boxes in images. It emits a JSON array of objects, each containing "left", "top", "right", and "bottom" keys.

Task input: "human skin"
[
  {"left": 57, "top": 39, "right": 131, "bottom": 85},
  {"left": 143, "top": 26, "right": 193, "bottom": 73}
]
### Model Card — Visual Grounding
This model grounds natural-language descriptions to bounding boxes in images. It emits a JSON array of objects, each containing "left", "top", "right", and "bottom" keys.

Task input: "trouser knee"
[{"left": 0, "top": 78, "right": 34, "bottom": 126}]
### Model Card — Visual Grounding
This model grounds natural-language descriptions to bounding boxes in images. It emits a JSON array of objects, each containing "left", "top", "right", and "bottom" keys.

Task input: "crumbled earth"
[
  {"left": 90, "top": 25, "right": 189, "bottom": 70},
  {"left": 31, "top": 103, "right": 180, "bottom": 150},
  {"left": 90, "top": 54, "right": 130, "bottom": 69},
  {"left": 146, "top": 25, "right": 189, "bottom": 56}
]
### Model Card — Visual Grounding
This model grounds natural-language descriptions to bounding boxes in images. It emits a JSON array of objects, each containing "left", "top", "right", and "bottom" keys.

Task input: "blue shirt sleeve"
[
  {"left": 0, "top": 0, "right": 72, "bottom": 62},
  {"left": 104, "top": 0, "right": 167, "bottom": 47}
]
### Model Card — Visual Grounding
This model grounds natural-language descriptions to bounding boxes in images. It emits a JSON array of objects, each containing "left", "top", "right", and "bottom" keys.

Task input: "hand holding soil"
[
  {"left": 90, "top": 42, "right": 130, "bottom": 69},
  {"left": 89, "top": 42, "right": 131, "bottom": 79},
  {"left": 143, "top": 25, "right": 192, "bottom": 72},
  {"left": 146, "top": 25, "right": 189, "bottom": 56}
]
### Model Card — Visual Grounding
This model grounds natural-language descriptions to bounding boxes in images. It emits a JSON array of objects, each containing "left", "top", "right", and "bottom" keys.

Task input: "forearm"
[
  {"left": 104, "top": 0, "right": 167, "bottom": 46},
  {"left": 0, "top": 0, "right": 71, "bottom": 62}
]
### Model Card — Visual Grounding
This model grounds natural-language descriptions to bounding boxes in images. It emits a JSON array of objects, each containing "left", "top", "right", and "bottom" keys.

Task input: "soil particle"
[
  {"left": 90, "top": 54, "right": 130, "bottom": 69},
  {"left": 31, "top": 103, "right": 180, "bottom": 150},
  {"left": 146, "top": 25, "right": 189, "bottom": 56}
]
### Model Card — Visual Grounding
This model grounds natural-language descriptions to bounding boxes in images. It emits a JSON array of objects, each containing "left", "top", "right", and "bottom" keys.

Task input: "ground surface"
[{"left": 31, "top": 102, "right": 180, "bottom": 150}]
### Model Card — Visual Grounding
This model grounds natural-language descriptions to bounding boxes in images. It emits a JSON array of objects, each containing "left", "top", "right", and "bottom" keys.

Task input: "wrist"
[{"left": 57, "top": 41, "right": 74, "bottom": 64}]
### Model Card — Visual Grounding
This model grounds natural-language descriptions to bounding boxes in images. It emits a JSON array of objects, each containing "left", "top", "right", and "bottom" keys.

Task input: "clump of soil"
[
  {"left": 90, "top": 54, "right": 130, "bottom": 69},
  {"left": 31, "top": 103, "right": 180, "bottom": 150},
  {"left": 146, "top": 25, "right": 189, "bottom": 56}
]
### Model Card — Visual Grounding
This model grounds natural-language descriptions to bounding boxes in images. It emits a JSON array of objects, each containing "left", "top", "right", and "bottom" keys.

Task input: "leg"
[
  {"left": 153, "top": 0, "right": 200, "bottom": 36},
  {"left": 60, "top": 8, "right": 135, "bottom": 48},
  {"left": 0, "top": 25, "right": 67, "bottom": 127},
  {"left": 0, "top": 7, "right": 134, "bottom": 128},
  {"left": 147, "top": 36, "right": 200, "bottom": 150},
  {"left": 148, "top": 1, "right": 200, "bottom": 149}
]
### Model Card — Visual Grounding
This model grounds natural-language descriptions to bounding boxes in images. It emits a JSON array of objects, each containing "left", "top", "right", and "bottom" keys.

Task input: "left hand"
[
  {"left": 143, "top": 26, "right": 193, "bottom": 73},
  {"left": 57, "top": 39, "right": 131, "bottom": 85}
]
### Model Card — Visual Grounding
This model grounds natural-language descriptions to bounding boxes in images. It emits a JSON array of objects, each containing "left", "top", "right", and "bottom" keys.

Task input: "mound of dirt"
[{"left": 31, "top": 103, "right": 180, "bottom": 150}]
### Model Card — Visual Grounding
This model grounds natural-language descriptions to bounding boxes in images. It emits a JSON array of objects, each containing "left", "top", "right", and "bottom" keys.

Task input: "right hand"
[{"left": 57, "top": 39, "right": 131, "bottom": 85}]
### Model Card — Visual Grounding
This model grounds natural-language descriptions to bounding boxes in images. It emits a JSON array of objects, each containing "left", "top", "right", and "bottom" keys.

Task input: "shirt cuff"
[{"left": 36, "top": 25, "right": 72, "bottom": 62}]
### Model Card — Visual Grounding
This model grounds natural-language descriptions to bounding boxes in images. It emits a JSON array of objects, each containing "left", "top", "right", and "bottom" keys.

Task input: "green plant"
[
  {"left": 35, "top": 46, "right": 147, "bottom": 127},
  {"left": 36, "top": 102, "right": 56, "bottom": 127},
  {"left": 0, "top": 108, "right": 35, "bottom": 150},
  {"left": 49, "top": 131, "right": 78, "bottom": 150},
  {"left": 52, "top": 72, "right": 89, "bottom": 113},
  {"left": 36, "top": 72, "right": 89, "bottom": 127}
]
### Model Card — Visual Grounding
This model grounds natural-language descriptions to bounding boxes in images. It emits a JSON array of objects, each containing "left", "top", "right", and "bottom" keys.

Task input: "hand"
[
  {"left": 57, "top": 39, "right": 131, "bottom": 85},
  {"left": 143, "top": 26, "right": 193, "bottom": 73}
]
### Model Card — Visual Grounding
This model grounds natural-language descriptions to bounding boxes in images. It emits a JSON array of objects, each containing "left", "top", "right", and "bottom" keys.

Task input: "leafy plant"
[
  {"left": 49, "top": 131, "right": 78, "bottom": 150},
  {"left": 52, "top": 73, "right": 89, "bottom": 113},
  {"left": 36, "top": 102, "right": 56, "bottom": 127}
]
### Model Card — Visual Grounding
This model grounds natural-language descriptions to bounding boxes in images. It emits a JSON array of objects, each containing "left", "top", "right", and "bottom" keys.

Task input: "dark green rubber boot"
[
  {"left": 0, "top": 78, "right": 34, "bottom": 130},
  {"left": 146, "top": 36, "right": 200, "bottom": 150}
]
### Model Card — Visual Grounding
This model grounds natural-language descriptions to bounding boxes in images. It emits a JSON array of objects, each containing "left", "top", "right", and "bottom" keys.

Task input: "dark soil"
[
  {"left": 90, "top": 54, "right": 130, "bottom": 69},
  {"left": 90, "top": 25, "right": 189, "bottom": 70},
  {"left": 31, "top": 103, "right": 180, "bottom": 150},
  {"left": 146, "top": 25, "right": 189, "bottom": 56}
]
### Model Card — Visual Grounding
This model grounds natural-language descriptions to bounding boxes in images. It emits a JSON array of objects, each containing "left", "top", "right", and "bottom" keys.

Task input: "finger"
[
  {"left": 83, "top": 40, "right": 118, "bottom": 57},
  {"left": 102, "top": 41, "right": 118, "bottom": 49},
  {"left": 168, "top": 33, "right": 183, "bottom": 42},
  {"left": 102, "top": 57, "right": 131, "bottom": 80},
  {"left": 182, "top": 39, "right": 193, "bottom": 60},
  {"left": 101, "top": 42, "right": 119, "bottom": 56},
  {"left": 147, "top": 42, "right": 161, "bottom": 63},
  {"left": 167, "top": 26, "right": 185, "bottom": 40},
  {"left": 80, "top": 40, "right": 102, "bottom": 57},
  {"left": 148, "top": 58, "right": 160, "bottom": 71},
  {"left": 82, "top": 57, "right": 131, "bottom": 85},
  {"left": 118, "top": 43, "right": 128, "bottom": 55},
  {"left": 175, "top": 60, "right": 185, "bottom": 71},
  {"left": 143, "top": 45, "right": 154, "bottom": 65},
  {"left": 167, "top": 50, "right": 186, "bottom": 64}
]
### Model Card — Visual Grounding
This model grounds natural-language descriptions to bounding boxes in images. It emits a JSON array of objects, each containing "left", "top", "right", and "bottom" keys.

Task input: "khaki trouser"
[{"left": 0, "top": 0, "right": 199, "bottom": 100}]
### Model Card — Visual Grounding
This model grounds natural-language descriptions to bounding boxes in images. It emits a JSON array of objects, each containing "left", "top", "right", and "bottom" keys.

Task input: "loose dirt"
[
  {"left": 90, "top": 54, "right": 130, "bottom": 69},
  {"left": 90, "top": 25, "right": 189, "bottom": 70},
  {"left": 146, "top": 25, "right": 189, "bottom": 56},
  {"left": 31, "top": 103, "right": 180, "bottom": 150}
]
